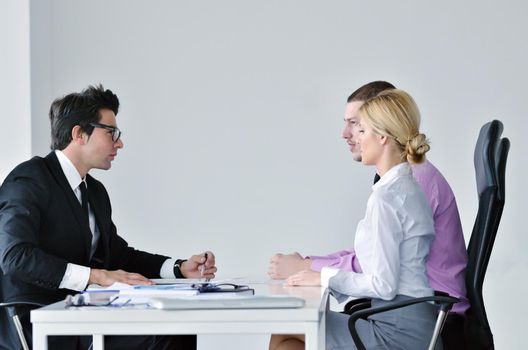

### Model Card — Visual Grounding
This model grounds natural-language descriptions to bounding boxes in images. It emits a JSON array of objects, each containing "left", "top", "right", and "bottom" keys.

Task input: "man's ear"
[{"left": 71, "top": 125, "right": 86, "bottom": 145}]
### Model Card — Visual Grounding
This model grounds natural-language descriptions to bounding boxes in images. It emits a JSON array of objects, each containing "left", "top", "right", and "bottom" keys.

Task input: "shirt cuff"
[
  {"left": 320, "top": 266, "right": 339, "bottom": 288},
  {"left": 59, "top": 263, "right": 91, "bottom": 291},
  {"left": 160, "top": 258, "right": 176, "bottom": 278},
  {"left": 307, "top": 256, "right": 329, "bottom": 272}
]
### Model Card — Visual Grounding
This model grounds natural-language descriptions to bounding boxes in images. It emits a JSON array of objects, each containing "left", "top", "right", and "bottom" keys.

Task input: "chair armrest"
[
  {"left": 1, "top": 301, "right": 46, "bottom": 350},
  {"left": 343, "top": 291, "right": 448, "bottom": 314},
  {"left": 0, "top": 301, "right": 46, "bottom": 308},
  {"left": 347, "top": 295, "right": 459, "bottom": 350},
  {"left": 342, "top": 298, "right": 372, "bottom": 315},
  {"left": 0, "top": 301, "right": 46, "bottom": 320}
]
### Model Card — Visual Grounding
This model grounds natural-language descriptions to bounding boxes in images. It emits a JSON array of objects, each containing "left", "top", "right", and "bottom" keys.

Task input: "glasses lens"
[
  {"left": 112, "top": 129, "right": 121, "bottom": 142},
  {"left": 89, "top": 123, "right": 121, "bottom": 142}
]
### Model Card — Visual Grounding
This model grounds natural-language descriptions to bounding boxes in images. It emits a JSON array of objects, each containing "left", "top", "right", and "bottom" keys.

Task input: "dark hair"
[
  {"left": 346, "top": 81, "right": 396, "bottom": 103},
  {"left": 49, "top": 84, "right": 119, "bottom": 150}
]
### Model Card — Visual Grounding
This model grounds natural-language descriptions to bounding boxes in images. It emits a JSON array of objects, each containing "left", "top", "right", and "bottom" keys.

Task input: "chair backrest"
[
  {"left": 482, "top": 137, "right": 509, "bottom": 278},
  {"left": 465, "top": 120, "right": 509, "bottom": 349}
]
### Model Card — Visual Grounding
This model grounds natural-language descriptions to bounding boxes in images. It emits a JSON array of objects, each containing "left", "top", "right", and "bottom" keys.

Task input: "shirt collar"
[
  {"left": 55, "top": 150, "right": 85, "bottom": 190},
  {"left": 372, "top": 162, "right": 411, "bottom": 191}
]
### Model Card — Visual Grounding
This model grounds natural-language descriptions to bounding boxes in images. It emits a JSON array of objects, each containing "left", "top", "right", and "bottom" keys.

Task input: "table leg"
[
  {"left": 32, "top": 328, "right": 47, "bottom": 350},
  {"left": 305, "top": 323, "right": 321, "bottom": 350},
  {"left": 318, "top": 306, "right": 326, "bottom": 349},
  {"left": 92, "top": 334, "right": 104, "bottom": 350}
]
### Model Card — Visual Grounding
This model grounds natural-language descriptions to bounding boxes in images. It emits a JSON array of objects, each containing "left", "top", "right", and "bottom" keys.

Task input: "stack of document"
[
  {"left": 119, "top": 284, "right": 199, "bottom": 303},
  {"left": 84, "top": 282, "right": 199, "bottom": 305},
  {"left": 120, "top": 284, "right": 198, "bottom": 296},
  {"left": 82, "top": 281, "right": 255, "bottom": 306}
]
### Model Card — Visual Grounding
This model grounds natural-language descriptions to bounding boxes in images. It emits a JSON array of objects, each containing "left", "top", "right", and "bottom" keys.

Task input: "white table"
[{"left": 31, "top": 283, "right": 329, "bottom": 350}]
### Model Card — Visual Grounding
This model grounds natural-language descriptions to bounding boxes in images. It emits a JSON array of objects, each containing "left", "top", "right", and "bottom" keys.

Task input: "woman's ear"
[{"left": 378, "top": 134, "right": 389, "bottom": 145}]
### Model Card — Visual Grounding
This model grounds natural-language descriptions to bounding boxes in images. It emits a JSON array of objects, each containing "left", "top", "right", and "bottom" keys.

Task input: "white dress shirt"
[
  {"left": 321, "top": 162, "right": 435, "bottom": 302},
  {"left": 55, "top": 151, "right": 175, "bottom": 291}
]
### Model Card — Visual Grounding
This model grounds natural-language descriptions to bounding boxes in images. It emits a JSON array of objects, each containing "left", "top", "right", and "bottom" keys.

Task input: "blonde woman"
[{"left": 270, "top": 89, "right": 441, "bottom": 350}]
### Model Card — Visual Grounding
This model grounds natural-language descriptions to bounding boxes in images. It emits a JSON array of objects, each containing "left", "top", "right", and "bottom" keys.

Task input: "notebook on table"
[{"left": 148, "top": 295, "right": 306, "bottom": 310}]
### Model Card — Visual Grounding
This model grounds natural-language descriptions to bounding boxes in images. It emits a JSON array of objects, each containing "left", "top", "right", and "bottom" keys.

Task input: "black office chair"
[
  {"left": 0, "top": 298, "right": 44, "bottom": 350},
  {"left": 346, "top": 120, "right": 509, "bottom": 350},
  {"left": 464, "top": 120, "right": 509, "bottom": 350}
]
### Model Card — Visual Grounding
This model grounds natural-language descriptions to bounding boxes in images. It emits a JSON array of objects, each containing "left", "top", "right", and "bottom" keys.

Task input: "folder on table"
[{"left": 149, "top": 295, "right": 306, "bottom": 310}]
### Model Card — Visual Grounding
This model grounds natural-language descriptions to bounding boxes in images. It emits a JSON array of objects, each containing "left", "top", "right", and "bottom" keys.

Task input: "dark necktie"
[{"left": 79, "top": 181, "right": 89, "bottom": 218}]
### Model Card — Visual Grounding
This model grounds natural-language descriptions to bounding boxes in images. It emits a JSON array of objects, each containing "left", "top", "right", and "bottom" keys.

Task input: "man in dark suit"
[{"left": 0, "top": 85, "right": 216, "bottom": 349}]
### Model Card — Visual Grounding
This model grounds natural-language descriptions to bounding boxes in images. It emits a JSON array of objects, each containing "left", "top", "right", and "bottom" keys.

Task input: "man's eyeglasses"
[{"left": 89, "top": 123, "right": 122, "bottom": 142}]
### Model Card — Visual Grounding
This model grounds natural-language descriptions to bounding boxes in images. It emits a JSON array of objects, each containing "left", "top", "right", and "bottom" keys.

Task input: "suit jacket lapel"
[{"left": 44, "top": 152, "right": 93, "bottom": 259}]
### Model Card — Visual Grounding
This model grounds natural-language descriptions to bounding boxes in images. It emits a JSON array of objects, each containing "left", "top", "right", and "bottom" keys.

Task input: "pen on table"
[{"left": 200, "top": 253, "right": 208, "bottom": 278}]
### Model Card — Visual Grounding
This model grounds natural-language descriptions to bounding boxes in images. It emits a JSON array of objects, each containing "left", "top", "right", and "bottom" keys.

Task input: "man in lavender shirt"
[{"left": 268, "top": 81, "right": 469, "bottom": 348}]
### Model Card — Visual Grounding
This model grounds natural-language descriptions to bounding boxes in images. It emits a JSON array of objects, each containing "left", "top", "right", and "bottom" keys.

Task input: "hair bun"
[{"left": 405, "top": 133, "right": 430, "bottom": 163}]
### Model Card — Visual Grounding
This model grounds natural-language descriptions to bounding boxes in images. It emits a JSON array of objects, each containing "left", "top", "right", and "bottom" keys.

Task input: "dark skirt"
[{"left": 326, "top": 295, "right": 442, "bottom": 350}]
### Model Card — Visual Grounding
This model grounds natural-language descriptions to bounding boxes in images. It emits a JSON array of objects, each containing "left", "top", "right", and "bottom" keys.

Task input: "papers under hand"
[
  {"left": 83, "top": 282, "right": 255, "bottom": 307},
  {"left": 87, "top": 282, "right": 198, "bottom": 295},
  {"left": 125, "top": 284, "right": 199, "bottom": 296},
  {"left": 85, "top": 282, "right": 199, "bottom": 305},
  {"left": 117, "top": 283, "right": 199, "bottom": 304},
  {"left": 86, "top": 281, "right": 130, "bottom": 291}
]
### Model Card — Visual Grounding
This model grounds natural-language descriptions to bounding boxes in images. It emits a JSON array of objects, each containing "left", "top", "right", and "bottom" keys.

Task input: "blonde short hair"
[{"left": 358, "top": 89, "right": 430, "bottom": 163}]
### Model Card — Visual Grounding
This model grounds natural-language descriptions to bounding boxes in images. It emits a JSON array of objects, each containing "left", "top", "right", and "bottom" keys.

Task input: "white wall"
[
  {"left": 25, "top": 0, "right": 528, "bottom": 348},
  {"left": 0, "top": 0, "right": 31, "bottom": 181},
  {"left": 29, "top": 0, "right": 53, "bottom": 156}
]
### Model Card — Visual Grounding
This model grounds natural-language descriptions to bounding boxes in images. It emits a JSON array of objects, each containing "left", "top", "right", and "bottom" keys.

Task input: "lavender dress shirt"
[{"left": 309, "top": 160, "right": 469, "bottom": 314}]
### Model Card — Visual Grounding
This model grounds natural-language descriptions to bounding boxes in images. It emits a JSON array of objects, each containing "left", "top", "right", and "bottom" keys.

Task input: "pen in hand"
[{"left": 200, "top": 253, "right": 208, "bottom": 278}]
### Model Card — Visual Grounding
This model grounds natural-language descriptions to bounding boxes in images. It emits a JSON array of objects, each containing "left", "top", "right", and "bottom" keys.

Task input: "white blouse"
[{"left": 321, "top": 162, "right": 435, "bottom": 301}]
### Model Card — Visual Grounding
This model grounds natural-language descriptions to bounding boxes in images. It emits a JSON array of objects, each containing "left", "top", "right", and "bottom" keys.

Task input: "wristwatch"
[{"left": 173, "top": 259, "right": 187, "bottom": 278}]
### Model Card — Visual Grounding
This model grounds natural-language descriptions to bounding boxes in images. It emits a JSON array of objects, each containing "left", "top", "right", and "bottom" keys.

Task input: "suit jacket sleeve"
[
  {"left": 87, "top": 176, "right": 170, "bottom": 278},
  {"left": 105, "top": 221, "right": 170, "bottom": 278}
]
